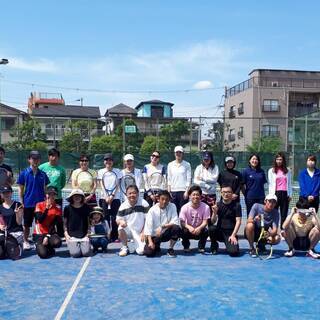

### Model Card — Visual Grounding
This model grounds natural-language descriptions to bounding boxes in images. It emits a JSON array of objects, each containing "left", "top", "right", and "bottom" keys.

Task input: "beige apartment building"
[{"left": 224, "top": 69, "right": 320, "bottom": 151}]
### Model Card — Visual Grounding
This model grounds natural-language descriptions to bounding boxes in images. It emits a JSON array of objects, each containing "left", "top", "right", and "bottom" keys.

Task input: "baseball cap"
[
  {"left": 225, "top": 156, "right": 235, "bottom": 163},
  {"left": 104, "top": 153, "right": 113, "bottom": 160},
  {"left": 123, "top": 154, "right": 134, "bottom": 161},
  {"left": 66, "top": 189, "right": 85, "bottom": 201},
  {"left": 29, "top": 151, "right": 41, "bottom": 159},
  {"left": 174, "top": 145, "right": 184, "bottom": 153},
  {"left": 202, "top": 151, "right": 212, "bottom": 160},
  {"left": 0, "top": 185, "right": 13, "bottom": 193},
  {"left": 265, "top": 194, "right": 278, "bottom": 202},
  {"left": 46, "top": 186, "right": 58, "bottom": 195}
]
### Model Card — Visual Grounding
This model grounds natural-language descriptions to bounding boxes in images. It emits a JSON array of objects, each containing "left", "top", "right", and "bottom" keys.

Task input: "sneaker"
[
  {"left": 306, "top": 249, "right": 320, "bottom": 259},
  {"left": 284, "top": 248, "right": 295, "bottom": 257},
  {"left": 119, "top": 246, "right": 129, "bottom": 257},
  {"left": 23, "top": 241, "right": 32, "bottom": 251},
  {"left": 167, "top": 248, "right": 176, "bottom": 258},
  {"left": 184, "top": 247, "right": 191, "bottom": 253},
  {"left": 249, "top": 248, "right": 257, "bottom": 258},
  {"left": 198, "top": 248, "right": 205, "bottom": 254}
]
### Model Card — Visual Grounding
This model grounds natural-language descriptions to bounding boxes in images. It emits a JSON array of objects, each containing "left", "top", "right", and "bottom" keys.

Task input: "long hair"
[
  {"left": 248, "top": 153, "right": 261, "bottom": 170},
  {"left": 272, "top": 152, "right": 288, "bottom": 174}
]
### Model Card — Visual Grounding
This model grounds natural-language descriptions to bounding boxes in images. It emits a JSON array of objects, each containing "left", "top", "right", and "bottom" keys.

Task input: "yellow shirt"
[{"left": 292, "top": 214, "right": 314, "bottom": 237}]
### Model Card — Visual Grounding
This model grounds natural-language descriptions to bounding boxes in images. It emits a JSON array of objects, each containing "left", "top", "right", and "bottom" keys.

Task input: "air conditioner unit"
[{"left": 271, "top": 81, "right": 278, "bottom": 87}]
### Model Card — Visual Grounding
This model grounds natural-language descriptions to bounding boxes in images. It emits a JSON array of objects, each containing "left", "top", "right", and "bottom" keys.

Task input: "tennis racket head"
[
  {"left": 76, "top": 170, "right": 94, "bottom": 193},
  {"left": 256, "top": 230, "right": 273, "bottom": 260},
  {"left": 120, "top": 174, "right": 136, "bottom": 194},
  {"left": 148, "top": 172, "right": 164, "bottom": 191},
  {"left": 0, "top": 168, "right": 9, "bottom": 187},
  {"left": 102, "top": 170, "right": 118, "bottom": 196}
]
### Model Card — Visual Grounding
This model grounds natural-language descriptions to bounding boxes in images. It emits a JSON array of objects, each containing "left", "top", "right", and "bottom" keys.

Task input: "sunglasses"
[
  {"left": 80, "top": 159, "right": 89, "bottom": 162},
  {"left": 151, "top": 155, "right": 160, "bottom": 158}
]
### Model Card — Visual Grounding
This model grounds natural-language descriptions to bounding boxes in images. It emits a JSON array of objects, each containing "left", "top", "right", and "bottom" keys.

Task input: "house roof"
[
  {"left": 249, "top": 68, "right": 320, "bottom": 76},
  {"left": 0, "top": 103, "right": 27, "bottom": 115},
  {"left": 135, "top": 100, "right": 174, "bottom": 109},
  {"left": 30, "top": 104, "right": 101, "bottom": 118},
  {"left": 105, "top": 103, "right": 137, "bottom": 117}
]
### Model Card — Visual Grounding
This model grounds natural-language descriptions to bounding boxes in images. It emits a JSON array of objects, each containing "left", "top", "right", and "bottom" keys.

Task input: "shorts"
[
  {"left": 118, "top": 226, "right": 145, "bottom": 254},
  {"left": 23, "top": 207, "right": 36, "bottom": 227},
  {"left": 293, "top": 236, "right": 310, "bottom": 251}
]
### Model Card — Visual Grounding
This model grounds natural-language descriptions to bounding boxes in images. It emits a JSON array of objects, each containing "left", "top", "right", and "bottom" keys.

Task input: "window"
[
  {"left": 262, "top": 99, "right": 280, "bottom": 112},
  {"left": 238, "top": 127, "right": 244, "bottom": 138},
  {"left": 151, "top": 106, "right": 164, "bottom": 118},
  {"left": 229, "top": 106, "right": 236, "bottom": 118},
  {"left": 45, "top": 123, "right": 53, "bottom": 136},
  {"left": 229, "top": 129, "right": 236, "bottom": 141},
  {"left": 238, "top": 102, "right": 244, "bottom": 115},
  {"left": 261, "top": 125, "right": 279, "bottom": 137},
  {"left": 1, "top": 118, "right": 15, "bottom": 130}
]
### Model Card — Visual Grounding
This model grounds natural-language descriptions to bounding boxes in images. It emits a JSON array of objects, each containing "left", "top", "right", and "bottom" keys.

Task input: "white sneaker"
[
  {"left": 306, "top": 249, "right": 320, "bottom": 259},
  {"left": 284, "top": 249, "right": 295, "bottom": 257},
  {"left": 23, "top": 241, "right": 31, "bottom": 251},
  {"left": 119, "top": 246, "right": 129, "bottom": 257}
]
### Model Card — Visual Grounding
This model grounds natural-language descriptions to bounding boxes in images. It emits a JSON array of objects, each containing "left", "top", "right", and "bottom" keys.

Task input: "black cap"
[
  {"left": 202, "top": 151, "right": 212, "bottom": 160},
  {"left": 29, "top": 151, "right": 41, "bottom": 159},
  {"left": 46, "top": 186, "right": 58, "bottom": 195},
  {"left": 0, "top": 185, "right": 13, "bottom": 193},
  {"left": 104, "top": 153, "right": 113, "bottom": 160}
]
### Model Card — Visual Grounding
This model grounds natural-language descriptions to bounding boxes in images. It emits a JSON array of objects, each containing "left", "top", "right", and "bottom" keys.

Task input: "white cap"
[
  {"left": 66, "top": 189, "right": 85, "bottom": 201},
  {"left": 174, "top": 145, "right": 184, "bottom": 153},
  {"left": 123, "top": 154, "right": 134, "bottom": 161},
  {"left": 225, "top": 156, "right": 235, "bottom": 162},
  {"left": 265, "top": 194, "right": 277, "bottom": 202}
]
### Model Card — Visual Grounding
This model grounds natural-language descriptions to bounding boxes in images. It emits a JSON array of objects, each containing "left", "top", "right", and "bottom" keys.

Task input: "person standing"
[
  {"left": 39, "top": 148, "right": 66, "bottom": 237},
  {"left": 17, "top": 151, "right": 50, "bottom": 250},
  {"left": 242, "top": 153, "right": 267, "bottom": 216},
  {"left": 194, "top": 151, "right": 219, "bottom": 207},
  {"left": 218, "top": 156, "right": 243, "bottom": 203},
  {"left": 0, "top": 146, "right": 13, "bottom": 189},
  {"left": 167, "top": 146, "right": 191, "bottom": 215},
  {"left": 268, "top": 152, "right": 292, "bottom": 230},
  {"left": 298, "top": 155, "right": 320, "bottom": 213}
]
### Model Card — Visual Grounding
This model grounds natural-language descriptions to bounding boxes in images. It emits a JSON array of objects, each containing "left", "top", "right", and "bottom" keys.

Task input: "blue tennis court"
[{"left": 1, "top": 238, "right": 320, "bottom": 320}]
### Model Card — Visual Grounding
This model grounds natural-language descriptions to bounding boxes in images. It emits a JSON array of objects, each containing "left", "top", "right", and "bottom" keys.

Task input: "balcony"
[
  {"left": 229, "top": 110, "right": 236, "bottom": 118},
  {"left": 228, "top": 134, "right": 236, "bottom": 142}
]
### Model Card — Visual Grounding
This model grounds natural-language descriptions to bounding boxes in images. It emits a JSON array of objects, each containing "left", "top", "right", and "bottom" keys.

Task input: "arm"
[
  {"left": 287, "top": 169, "right": 293, "bottom": 198},
  {"left": 60, "top": 167, "right": 67, "bottom": 190},
  {"left": 298, "top": 170, "right": 308, "bottom": 197},
  {"left": 229, "top": 217, "right": 241, "bottom": 245},
  {"left": 15, "top": 203, "right": 24, "bottom": 225},
  {"left": 18, "top": 185, "right": 25, "bottom": 206},
  {"left": 311, "top": 208, "right": 320, "bottom": 230},
  {"left": 268, "top": 168, "right": 275, "bottom": 195},
  {"left": 282, "top": 208, "right": 295, "bottom": 231},
  {"left": 204, "top": 165, "right": 219, "bottom": 184},
  {"left": 167, "top": 163, "right": 172, "bottom": 192}
]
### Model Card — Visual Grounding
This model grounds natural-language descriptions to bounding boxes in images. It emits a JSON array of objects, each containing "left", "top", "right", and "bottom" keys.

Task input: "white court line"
[{"left": 54, "top": 257, "right": 91, "bottom": 320}]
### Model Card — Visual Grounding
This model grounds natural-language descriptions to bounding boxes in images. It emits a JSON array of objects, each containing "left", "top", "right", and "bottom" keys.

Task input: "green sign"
[{"left": 125, "top": 125, "right": 136, "bottom": 133}]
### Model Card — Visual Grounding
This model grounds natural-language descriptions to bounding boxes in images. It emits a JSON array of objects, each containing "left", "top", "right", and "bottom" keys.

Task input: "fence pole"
[
  {"left": 189, "top": 117, "right": 192, "bottom": 153},
  {"left": 122, "top": 118, "right": 126, "bottom": 156}
]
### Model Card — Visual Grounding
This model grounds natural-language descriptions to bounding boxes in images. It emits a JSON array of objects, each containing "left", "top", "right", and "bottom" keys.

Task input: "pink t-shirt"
[
  {"left": 275, "top": 169, "right": 287, "bottom": 191},
  {"left": 180, "top": 202, "right": 211, "bottom": 228}
]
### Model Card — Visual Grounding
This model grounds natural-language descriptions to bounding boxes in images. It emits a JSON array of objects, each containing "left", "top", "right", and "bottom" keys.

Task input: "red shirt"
[{"left": 33, "top": 201, "right": 62, "bottom": 235}]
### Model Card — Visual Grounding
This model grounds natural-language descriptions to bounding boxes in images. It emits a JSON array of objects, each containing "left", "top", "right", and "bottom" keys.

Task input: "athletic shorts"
[
  {"left": 23, "top": 207, "right": 36, "bottom": 227},
  {"left": 293, "top": 236, "right": 310, "bottom": 251}
]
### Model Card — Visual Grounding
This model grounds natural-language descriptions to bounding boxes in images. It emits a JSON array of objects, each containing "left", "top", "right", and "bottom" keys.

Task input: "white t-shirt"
[
  {"left": 97, "top": 168, "right": 122, "bottom": 200},
  {"left": 144, "top": 202, "right": 180, "bottom": 236},
  {"left": 167, "top": 160, "right": 191, "bottom": 192},
  {"left": 116, "top": 198, "right": 149, "bottom": 233}
]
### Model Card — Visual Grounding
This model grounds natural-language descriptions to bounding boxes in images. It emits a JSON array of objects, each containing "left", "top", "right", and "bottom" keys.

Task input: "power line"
[{"left": 2, "top": 78, "right": 225, "bottom": 94}]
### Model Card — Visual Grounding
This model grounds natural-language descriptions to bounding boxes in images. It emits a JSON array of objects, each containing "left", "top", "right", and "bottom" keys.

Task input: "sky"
[{"left": 1, "top": 0, "right": 320, "bottom": 118}]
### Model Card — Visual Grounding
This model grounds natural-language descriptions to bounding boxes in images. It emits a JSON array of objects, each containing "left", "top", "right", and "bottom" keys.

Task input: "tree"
[
  {"left": 206, "top": 120, "right": 224, "bottom": 152},
  {"left": 140, "top": 136, "right": 168, "bottom": 155},
  {"left": 160, "top": 120, "right": 189, "bottom": 150},
  {"left": 5, "top": 118, "right": 47, "bottom": 150},
  {"left": 115, "top": 119, "right": 142, "bottom": 153},
  {"left": 90, "top": 135, "right": 122, "bottom": 153},
  {"left": 246, "top": 136, "right": 283, "bottom": 153},
  {"left": 59, "top": 120, "right": 96, "bottom": 152}
]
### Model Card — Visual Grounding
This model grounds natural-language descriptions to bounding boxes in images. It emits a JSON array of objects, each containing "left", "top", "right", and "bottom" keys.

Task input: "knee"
[
  {"left": 245, "top": 222, "right": 254, "bottom": 233},
  {"left": 227, "top": 245, "right": 239, "bottom": 257},
  {"left": 51, "top": 236, "right": 62, "bottom": 248},
  {"left": 36, "top": 245, "right": 49, "bottom": 259}
]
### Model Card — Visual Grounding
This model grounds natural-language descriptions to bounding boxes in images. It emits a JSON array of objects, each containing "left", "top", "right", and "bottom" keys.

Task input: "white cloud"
[
  {"left": 193, "top": 80, "right": 213, "bottom": 89},
  {"left": 8, "top": 57, "right": 58, "bottom": 73}
]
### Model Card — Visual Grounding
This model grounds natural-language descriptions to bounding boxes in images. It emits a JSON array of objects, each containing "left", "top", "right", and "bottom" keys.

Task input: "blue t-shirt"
[
  {"left": 242, "top": 167, "right": 267, "bottom": 199},
  {"left": 17, "top": 167, "right": 49, "bottom": 208},
  {"left": 249, "top": 203, "right": 279, "bottom": 229}
]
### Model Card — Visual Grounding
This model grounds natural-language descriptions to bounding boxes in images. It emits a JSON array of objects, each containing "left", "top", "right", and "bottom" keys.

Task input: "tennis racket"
[
  {"left": 120, "top": 174, "right": 136, "bottom": 195},
  {"left": 256, "top": 213, "right": 273, "bottom": 260},
  {"left": 147, "top": 171, "right": 164, "bottom": 205},
  {"left": 0, "top": 168, "right": 9, "bottom": 187},
  {"left": 75, "top": 170, "right": 94, "bottom": 193},
  {"left": 102, "top": 170, "right": 119, "bottom": 209}
]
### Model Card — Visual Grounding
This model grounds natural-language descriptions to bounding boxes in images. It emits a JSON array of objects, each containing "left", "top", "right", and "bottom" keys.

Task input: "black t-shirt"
[
  {"left": 218, "top": 169, "right": 243, "bottom": 196},
  {"left": 0, "top": 201, "right": 23, "bottom": 233},
  {"left": 63, "top": 204, "right": 90, "bottom": 238},
  {"left": 216, "top": 201, "right": 242, "bottom": 230}
]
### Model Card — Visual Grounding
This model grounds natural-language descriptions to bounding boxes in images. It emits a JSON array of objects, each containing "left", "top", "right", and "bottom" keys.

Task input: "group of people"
[{"left": 0, "top": 145, "right": 320, "bottom": 260}]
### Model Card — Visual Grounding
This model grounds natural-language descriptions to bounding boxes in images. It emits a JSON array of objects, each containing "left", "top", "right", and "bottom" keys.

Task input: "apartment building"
[{"left": 224, "top": 69, "right": 320, "bottom": 151}]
